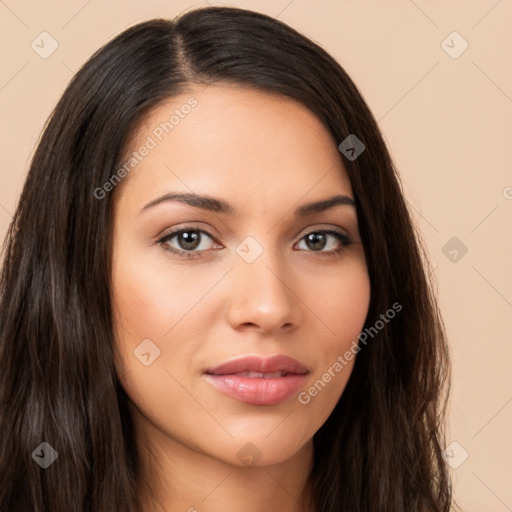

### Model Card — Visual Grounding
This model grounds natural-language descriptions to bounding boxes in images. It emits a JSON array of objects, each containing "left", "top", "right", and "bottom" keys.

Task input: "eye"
[
  {"left": 156, "top": 226, "right": 353, "bottom": 259},
  {"left": 295, "top": 229, "right": 352, "bottom": 256},
  {"left": 157, "top": 228, "right": 217, "bottom": 258}
]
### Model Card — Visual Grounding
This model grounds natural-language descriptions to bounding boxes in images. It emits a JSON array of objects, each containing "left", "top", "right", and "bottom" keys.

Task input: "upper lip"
[{"left": 205, "top": 355, "right": 309, "bottom": 375}]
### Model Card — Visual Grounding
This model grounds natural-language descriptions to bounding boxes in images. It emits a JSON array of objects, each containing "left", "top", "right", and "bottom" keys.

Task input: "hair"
[{"left": 0, "top": 6, "right": 455, "bottom": 512}]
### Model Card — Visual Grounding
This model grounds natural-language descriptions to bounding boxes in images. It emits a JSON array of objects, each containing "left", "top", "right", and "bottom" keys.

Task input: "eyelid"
[
  {"left": 296, "top": 223, "right": 349, "bottom": 239},
  {"left": 156, "top": 224, "right": 219, "bottom": 244}
]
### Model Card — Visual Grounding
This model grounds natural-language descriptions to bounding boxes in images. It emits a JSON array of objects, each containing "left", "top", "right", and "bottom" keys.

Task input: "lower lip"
[{"left": 204, "top": 373, "right": 307, "bottom": 405}]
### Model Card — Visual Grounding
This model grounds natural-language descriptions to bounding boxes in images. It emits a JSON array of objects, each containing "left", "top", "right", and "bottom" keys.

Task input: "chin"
[{"left": 215, "top": 434, "right": 312, "bottom": 469}]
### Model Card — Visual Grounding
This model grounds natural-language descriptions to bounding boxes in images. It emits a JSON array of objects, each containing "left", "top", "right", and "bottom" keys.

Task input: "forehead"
[{"left": 116, "top": 83, "right": 353, "bottom": 208}]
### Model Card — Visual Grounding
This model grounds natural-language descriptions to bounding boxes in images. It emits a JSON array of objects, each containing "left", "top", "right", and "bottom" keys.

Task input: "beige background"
[{"left": 1, "top": 1, "right": 511, "bottom": 510}]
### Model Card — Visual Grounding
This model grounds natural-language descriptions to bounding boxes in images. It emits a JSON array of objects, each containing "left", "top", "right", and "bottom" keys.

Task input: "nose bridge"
[{"left": 227, "top": 234, "right": 300, "bottom": 331}]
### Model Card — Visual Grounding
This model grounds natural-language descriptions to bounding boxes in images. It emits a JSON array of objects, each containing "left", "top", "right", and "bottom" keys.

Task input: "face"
[{"left": 111, "top": 83, "right": 371, "bottom": 467}]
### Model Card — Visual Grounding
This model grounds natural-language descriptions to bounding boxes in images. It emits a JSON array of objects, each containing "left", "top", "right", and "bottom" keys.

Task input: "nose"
[{"left": 226, "top": 248, "right": 302, "bottom": 334}]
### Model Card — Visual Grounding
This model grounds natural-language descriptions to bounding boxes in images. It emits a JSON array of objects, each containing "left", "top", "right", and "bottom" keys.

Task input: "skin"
[{"left": 111, "top": 83, "right": 371, "bottom": 512}]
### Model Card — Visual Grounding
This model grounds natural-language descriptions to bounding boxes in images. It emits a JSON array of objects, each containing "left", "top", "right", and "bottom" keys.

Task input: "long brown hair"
[{"left": 0, "top": 6, "right": 455, "bottom": 511}]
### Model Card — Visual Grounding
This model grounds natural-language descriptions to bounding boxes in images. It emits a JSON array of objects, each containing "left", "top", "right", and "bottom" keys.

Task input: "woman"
[{"left": 0, "top": 6, "right": 454, "bottom": 511}]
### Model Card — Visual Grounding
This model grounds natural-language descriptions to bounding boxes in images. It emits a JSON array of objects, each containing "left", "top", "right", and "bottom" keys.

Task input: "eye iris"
[
  {"left": 306, "top": 232, "right": 327, "bottom": 251},
  {"left": 178, "top": 231, "right": 201, "bottom": 250}
]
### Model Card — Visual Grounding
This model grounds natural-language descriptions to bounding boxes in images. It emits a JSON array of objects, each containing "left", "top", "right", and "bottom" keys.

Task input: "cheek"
[
  {"left": 297, "top": 257, "right": 370, "bottom": 404},
  {"left": 332, "top": 266, "right": 370, "bottom": 345},
  {"left": 111, "top": 252, "right": 210, "bottom": 436},
  {"left": 111, "top": 248, "right": 208, "bottom": 343},
  {"left": 112, "top": 264, "right": 168, "bottom": 337},
  {"left": 111, "top": 246, "right": 181, "bottom": 378},
  {"left": 111, "top": 244, "right": 225, "bottom": 388},
  {"left": 303, "top": 255, "right": 371, "bottom": 347}
]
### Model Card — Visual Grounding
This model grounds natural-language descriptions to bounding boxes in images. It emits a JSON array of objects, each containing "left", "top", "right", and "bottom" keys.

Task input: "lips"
[
  {"left": 204, "top": 355, "right": 309, "bottom": 405},
  {"left": 232, "top": 371, "right": 286, "bottom": 378},
  {"left": 205, "top": 355, "right": 309, "bottom": 376}
]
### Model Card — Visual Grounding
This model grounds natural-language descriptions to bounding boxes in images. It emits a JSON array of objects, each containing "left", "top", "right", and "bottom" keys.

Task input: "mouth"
[
  {"left": 203, "top": 355, "right": 309, "bottom": 406},
  {"left": 226, "top": 371, "right": 290, "bottom": 378}
]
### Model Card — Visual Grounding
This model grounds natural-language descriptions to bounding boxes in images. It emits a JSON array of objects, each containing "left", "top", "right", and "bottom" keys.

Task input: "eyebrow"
[{"left": 140, "top": 192, "right": 356, "bottom": 217}]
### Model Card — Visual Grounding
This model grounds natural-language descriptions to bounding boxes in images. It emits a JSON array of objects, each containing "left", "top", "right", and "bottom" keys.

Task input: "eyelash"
[{"left": 156, "top": 226, "right": 353, "bottom": 260}]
